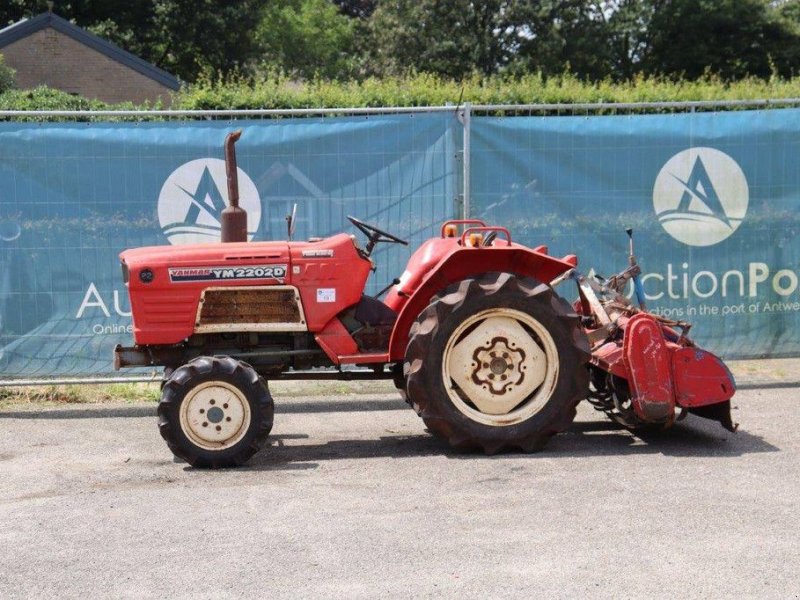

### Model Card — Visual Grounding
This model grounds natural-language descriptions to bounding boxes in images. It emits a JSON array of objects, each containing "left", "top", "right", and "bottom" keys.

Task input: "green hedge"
[
  {"left": 3, "top": 74, "right": 800, "bottom": 114},
  {"left": 173, "top": 73, "right": 800, "bottom": 110},
  {"left": 0, "top": 87, "right": 129, "bottom": 111}
]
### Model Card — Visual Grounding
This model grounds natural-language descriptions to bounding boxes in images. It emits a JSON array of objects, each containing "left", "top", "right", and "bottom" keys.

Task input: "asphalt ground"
[{"left": 0, "top": 382, "right": 798, "bottom": 599}]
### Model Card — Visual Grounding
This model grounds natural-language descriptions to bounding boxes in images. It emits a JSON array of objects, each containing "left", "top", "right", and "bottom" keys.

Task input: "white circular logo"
[
  {"left": 0, "top": 220, "right": 21, "bottom": 242},
  {"left": 158, "top": 158, "right": 261, "bottom": 245},
  {"left": 653, "top": 147, "right": 748, "bottom": 247}
]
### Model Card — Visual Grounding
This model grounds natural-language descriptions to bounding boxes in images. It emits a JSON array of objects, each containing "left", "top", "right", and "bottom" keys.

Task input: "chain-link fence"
[{"left": 1, "top": 99, "right": 799, "bottom": 383}]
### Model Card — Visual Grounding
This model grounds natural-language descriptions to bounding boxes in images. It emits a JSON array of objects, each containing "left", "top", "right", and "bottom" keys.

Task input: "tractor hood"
[
  {"left": 119, "top": 233, "right": 371, "bottom": 345},
  {"left": 120, "top": 240, "right": 290, "bottom": 268}
]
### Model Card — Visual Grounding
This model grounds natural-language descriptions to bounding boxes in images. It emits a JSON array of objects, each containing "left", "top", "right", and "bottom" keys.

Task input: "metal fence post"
[{"left": 461, "top": 102, "right": 471, "bottom": 219}]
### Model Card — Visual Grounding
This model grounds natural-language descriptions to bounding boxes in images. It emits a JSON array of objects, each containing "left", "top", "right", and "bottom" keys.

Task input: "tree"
[
  {"left": 363, "top": 0, "right": 519, "bottom": 78},
  {"left": 509, "top": 1, "right": 618, "bottom": 81},
  {"left": 0, "top": 54, "right": 16, "bottom": 93},
  {"left": 3, "top": 0, "right": 799, "bottom": 84},
  {"left": 256, "top": 0, "right": 357, "bottom": 80},
  {"left": 331, "top": 0, "right": 377, "bottom": 18},
  {"left": 607, "top": 0, "right": 800, "bottom": 80}
]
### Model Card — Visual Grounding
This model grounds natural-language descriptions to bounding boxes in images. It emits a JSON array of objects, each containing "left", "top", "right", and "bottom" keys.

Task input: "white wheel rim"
[
  {"left": 442, "top": 308, "right": 559, "bottom": 427},
  {"left": 179, "top": 381, "right": 251, "bottom": 451}
]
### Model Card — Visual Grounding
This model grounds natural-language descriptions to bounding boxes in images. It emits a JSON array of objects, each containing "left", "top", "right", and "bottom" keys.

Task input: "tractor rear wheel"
[
  {"left": 158, "top": 356, "right": 274, "bottom": 468},
  {"left": 404, "top": 272, "right": 589, "bottom": 453}
]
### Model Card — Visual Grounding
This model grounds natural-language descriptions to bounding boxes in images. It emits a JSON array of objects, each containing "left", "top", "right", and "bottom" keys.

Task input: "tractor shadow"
[
  {"left": 0, "top": 404, "right": 157, "bottom": 419},
  {"left": 239, "top": 414, "right": 777, "bottom": 472},
  {"left": 240, "top": 432, "right": 445, "bottom": 471},
  {"left": 549, "top": 416, "right": 778, "bottom": 458}
]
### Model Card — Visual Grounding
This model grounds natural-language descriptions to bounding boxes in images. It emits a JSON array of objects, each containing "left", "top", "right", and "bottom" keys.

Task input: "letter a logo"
[
  {"left": 653, "top": 147, "right": 748, "bottom": 247},
  {"left": 158, "top": 159, "right": 262, "bottom": 245}
]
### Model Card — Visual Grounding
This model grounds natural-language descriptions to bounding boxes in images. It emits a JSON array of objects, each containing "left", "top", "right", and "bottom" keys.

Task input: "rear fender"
[{"left": 387, "top": 247, "right": 575, "bottom": 361}]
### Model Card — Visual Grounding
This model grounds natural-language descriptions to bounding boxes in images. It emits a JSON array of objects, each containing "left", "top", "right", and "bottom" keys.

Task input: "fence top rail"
[
  {"left": 0, "top": 98, "right": 799, "bottom": 119},
  {"left": 0, "top": 105, "right": 460, "bottom": 118},
  {"left": 471, "top": 98, "right": 800, "bottom": 112}
]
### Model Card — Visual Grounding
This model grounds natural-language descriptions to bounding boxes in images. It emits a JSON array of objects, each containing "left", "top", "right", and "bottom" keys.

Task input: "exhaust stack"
[{"left": 221, "top": 129, "right": 248, "bottom": 243}]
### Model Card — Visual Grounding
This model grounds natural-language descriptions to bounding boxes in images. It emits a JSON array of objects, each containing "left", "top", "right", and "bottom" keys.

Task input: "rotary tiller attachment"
[{"left": 553, "top": 229, "right": 737, "bottom": 432}]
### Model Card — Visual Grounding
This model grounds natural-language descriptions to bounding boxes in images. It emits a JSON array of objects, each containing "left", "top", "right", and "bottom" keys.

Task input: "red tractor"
[{"left": 115, "top": 131, "right": 736, "bottom": 468}]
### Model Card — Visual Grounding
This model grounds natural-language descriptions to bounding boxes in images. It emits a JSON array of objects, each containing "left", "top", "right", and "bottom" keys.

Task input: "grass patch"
[
  {"left": 0, "top": 382, "right": 160, "bottom": 408},
  {"left": 0, "top": 378, "right": 397, "bottom": 409}
]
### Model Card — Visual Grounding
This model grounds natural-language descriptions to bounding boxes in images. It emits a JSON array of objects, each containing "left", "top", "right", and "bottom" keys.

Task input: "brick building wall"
[{"left": 1, "top": 27, "right": 174, "bottom": 105}]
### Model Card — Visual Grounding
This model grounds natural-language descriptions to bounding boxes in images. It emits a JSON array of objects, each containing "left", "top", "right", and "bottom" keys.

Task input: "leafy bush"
[
  {"left": 0, "top": 54, "right": 15, "bottom": 93},
  {"left": 173, "top": 72, "right": 800, "bottom": 111},
  {"left": 0, "top": 87, "right": 145, "bottom": 120},
  {"left": 3, "top": 74, "right": 800, "bottom": 114}
]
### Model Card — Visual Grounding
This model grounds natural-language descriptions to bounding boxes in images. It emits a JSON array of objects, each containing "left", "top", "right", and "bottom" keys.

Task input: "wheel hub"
[
  {"left": 489, "top": 357, "right": 508, "bottom": 374},
  {"left": 179, "top": 381, "right": 251, "bottom": 451},
  {"left": 206, "top": 406, "right": 224, "bottom": 423},
  {"left": 444, "top": 311, "right": 555, "bottom": 420},
  {"left": 472, "top": 337, "right": 526, "bottom": 394}
]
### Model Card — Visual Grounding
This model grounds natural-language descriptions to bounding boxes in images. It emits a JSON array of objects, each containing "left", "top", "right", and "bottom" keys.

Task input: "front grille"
[{"left": 197, "top": 287, "right": 304, "bottom": 328}]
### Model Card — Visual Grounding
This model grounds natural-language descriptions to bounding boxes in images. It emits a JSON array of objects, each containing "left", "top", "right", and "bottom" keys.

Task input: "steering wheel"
[{"left": 347, "top": 215, "right": 408, "bottom": 257}]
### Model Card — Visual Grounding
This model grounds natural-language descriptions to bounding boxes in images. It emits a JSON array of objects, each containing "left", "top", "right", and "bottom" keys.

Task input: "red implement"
[{"left": 623, "top": 313, "right": 676, "bottom": 424}]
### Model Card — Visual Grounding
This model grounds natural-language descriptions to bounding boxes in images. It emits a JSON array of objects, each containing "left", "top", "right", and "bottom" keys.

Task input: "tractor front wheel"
[
  {"left": 158, "top": 356, "right": 274, "bottom": 468},
  {"left": 404, "top": 272, "right": 589, "bottom": 454}
]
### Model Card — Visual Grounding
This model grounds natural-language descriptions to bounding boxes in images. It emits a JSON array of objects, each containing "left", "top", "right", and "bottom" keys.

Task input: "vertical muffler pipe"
[{"left": 221, "top": 129, "right": 248, "bottom": 243}]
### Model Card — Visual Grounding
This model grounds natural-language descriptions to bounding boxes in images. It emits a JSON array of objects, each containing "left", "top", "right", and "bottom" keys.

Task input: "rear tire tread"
[{"left": 403, "top": 272, "right": 589, "bottom": 454}]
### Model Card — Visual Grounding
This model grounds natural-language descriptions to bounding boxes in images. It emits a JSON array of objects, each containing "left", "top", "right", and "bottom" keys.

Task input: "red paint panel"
[
  {"left": 383, "top": 238, "right": 458, "bottom": 312},
  {"left": 122, "top": 240, "right": 292, "bottom": 344},
  {"left": 339, "top": 352, "right": 389, "bottom": 364},
  {"left": 290, "top": 234, "right": 372, "bottom": 330},
  {"left": 314, "top": 318, "right": 359, "bottom": 364},
  {"left": 590, "top": 341, "right": 628, "bottom": 378},
  {"left": 623, "top": 313, "right": 676, "bottom": 423},
  {"left": 122, "top": 234, "right": 371, "bottom": 345},
  {"left": 672, "top": 347, "right": 736, "bottom": 407}
]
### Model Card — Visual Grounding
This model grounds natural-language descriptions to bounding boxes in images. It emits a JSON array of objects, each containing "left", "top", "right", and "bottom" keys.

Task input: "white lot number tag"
[{"left": 317, "top": 288, "right": 336, "bottom": 303}]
